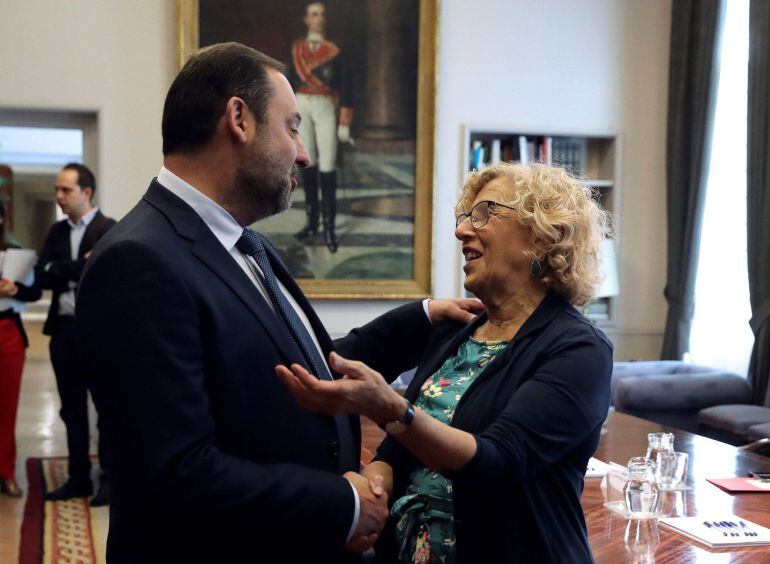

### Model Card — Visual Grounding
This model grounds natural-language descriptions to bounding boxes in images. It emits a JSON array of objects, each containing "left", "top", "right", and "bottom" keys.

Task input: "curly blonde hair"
[{"left": 456, "top": 162, "right": 612, "bottom": 306}]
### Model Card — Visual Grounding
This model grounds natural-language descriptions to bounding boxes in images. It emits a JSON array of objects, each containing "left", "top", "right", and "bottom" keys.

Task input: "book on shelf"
[
  {"left": 552, "top": 137, "right": 587, "bottom": 175},
  {"left": 471, "top": 140, "right": 486, "bottom": 170},
  {"left": 518, "top": 135, "right": 528, "bottom": 165},
  {"left": 502, "top": 139, "right": 514, "bottom": 162},
  {"left": 468, "top": 134, "right": 589, "bottom": 176},
  {"left": 489, "top": 138, "right": 501, "bottom": 165}
]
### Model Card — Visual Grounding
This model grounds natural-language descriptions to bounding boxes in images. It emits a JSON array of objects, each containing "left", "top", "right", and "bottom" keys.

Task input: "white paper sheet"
[
  {"left": 659, "top": 515, "right": 770, "bottom": 548},
  {"left": 0, "top": 248, "right": 37, "bottom": 282},
  {"left": 585, "top": 457, "right": 611, "bottom": 478}
]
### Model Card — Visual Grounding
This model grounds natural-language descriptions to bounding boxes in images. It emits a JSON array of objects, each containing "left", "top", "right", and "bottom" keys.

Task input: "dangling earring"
[{"left": 530, "top": 260, "right": 542, "bottom": 278}]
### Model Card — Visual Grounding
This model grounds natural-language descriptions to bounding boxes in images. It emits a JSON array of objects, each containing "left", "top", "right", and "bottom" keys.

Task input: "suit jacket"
[
  {"left": 76, "top": 180, "right": 433, "bottom": 563},
  {"left": 36, "top": 210, "right": 116, "bottom": 335},
  {"left": 374, "top": 293, "right": 613, "bottom": 563}
]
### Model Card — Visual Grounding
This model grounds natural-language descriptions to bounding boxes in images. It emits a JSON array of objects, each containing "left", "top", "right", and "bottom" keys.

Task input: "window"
[
  {"left": 688, "top": 0, "right": 751, "bottom": 376},
  {"left": 0, "top": 126, "right": 83, "bottom": 169}
]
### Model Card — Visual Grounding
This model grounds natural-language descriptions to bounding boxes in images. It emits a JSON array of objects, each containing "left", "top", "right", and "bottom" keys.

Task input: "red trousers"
[{"left": 0, "top": 318, "right": 25, "bottom": 479}]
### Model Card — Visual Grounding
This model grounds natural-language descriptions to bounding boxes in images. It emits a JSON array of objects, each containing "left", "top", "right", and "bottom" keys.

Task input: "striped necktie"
[{"left": 236, "top": 228, "right": 357, "bottom": 471}]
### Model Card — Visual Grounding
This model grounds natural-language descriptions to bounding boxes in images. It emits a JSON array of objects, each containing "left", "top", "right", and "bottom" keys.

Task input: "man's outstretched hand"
[{"left": 276, "top": 352, "right": 403, "bottom": 424}]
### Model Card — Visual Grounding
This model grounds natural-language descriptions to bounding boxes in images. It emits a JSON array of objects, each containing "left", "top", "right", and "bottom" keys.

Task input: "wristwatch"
[{"left": 381, "top": 399, "right": 416, "bottom": 435}]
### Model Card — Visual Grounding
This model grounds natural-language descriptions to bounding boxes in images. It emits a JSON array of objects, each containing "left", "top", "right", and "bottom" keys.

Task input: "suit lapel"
[
  {"left": 143, "top": 181, "right": 304, "bottom": 366},
  {"left": 55, "top": 221, "right": 71, "bottom": 260},
  {"left": 77, "top": 210, "right": 103, "bottom": 258}
]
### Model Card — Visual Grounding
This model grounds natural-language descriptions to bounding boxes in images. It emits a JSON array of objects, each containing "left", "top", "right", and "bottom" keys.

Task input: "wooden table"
[{"left": 585, "top": 412, "right": 770, "bottom": 563}]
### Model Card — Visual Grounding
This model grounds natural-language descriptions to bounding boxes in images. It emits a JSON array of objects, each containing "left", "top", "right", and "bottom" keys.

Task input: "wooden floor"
[{"left": 0, "top": 331, "right": 386, "bottom": 563}]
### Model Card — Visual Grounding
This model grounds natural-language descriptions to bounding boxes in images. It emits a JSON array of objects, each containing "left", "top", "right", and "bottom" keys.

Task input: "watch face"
[{"left": 384, "top": 420, "right": 409, "bottom": 435}]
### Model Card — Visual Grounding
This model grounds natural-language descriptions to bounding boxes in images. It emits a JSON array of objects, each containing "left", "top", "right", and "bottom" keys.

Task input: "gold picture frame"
[{"left": 176, "top": 0, "right": 437, "bottom": 299}]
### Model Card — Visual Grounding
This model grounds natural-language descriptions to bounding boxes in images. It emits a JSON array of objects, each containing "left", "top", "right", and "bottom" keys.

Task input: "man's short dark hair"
[
  {"left": 62, "top": 162, "right": 97, "bottom": 196},
  {"left": 162, "top": 42, "right": 286, "bottom": 156}
]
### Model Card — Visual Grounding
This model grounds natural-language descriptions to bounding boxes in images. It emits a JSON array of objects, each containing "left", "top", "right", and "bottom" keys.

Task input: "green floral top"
[{"left": 391, "top": 337, "right": 508, "bottom": 564}]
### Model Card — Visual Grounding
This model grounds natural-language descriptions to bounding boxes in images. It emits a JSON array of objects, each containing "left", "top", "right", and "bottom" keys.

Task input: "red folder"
[{"left": 707, "top": 477, "right": 770, "bottom": 493}]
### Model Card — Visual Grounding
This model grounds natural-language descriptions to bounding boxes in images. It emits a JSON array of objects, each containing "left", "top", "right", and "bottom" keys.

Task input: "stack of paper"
[
  {"left": 585, "top": 457, "right": 611, "bottom": 478},
  {"left": 0, "top": 248, "right": 36, "bottom": 281},
  {"left": 659, "top": 515, "right": 770, "bottom": 548}
]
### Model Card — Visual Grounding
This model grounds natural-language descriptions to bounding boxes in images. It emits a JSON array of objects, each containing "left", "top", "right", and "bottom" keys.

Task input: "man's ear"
[
  {"left": 83, "top": 186, "right": 94, "bottom": 203},
  {"left": 224, "top": 97, "right": 250, "bottom": 145}
]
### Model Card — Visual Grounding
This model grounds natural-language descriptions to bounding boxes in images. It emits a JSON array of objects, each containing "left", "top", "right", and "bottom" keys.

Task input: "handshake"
[{"left": 343, "top": 463, "right": 392, "bottom": 553}]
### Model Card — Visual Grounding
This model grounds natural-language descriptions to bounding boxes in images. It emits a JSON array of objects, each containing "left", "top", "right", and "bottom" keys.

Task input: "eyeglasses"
[{"left": 455, "top": 200, "right": 516, "bottom": 229}]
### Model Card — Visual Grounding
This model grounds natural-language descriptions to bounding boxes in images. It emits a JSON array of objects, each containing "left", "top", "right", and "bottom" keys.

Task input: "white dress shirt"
[
  {"left": 57, "top": 206, "right": 99, "bottom": 316},
  {"left": 156, "top": 167, "right": 361, "bottom": 539}
]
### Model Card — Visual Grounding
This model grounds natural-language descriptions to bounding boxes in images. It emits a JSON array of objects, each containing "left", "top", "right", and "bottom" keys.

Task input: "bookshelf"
[{"left": 460, "top": 127, "right": 621, "bottom": 324}]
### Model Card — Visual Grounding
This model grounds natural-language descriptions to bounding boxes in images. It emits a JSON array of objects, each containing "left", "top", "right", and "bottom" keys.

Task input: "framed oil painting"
[{"left": 177, "top": 0, "right": 437, "bottom": 299}]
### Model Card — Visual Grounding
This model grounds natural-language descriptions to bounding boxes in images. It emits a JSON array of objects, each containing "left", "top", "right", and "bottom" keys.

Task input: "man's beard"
[{"left": 234, "top": 152, "right": 296, "bottom": 224}]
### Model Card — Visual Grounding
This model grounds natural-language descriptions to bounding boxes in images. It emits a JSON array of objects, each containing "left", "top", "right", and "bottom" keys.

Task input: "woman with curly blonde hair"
[{"left": 278, "top": 162, "right": 614, "bottom": 563}]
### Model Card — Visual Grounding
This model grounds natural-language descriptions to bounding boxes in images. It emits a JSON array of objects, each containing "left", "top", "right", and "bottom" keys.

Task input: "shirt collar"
[
  {"left": 68, "top": 206, "right": 99, "bottom": 229},
  {"left": 157, "top": 166, "right": 243, "bottom": 251},
  {"left": 158, "top": 167, "right": 243, "bottom": 251}
]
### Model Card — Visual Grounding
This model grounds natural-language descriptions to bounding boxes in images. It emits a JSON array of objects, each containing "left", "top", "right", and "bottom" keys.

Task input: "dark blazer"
[
  {"left": 375, "top": 292, "right": 613, "bottom": 563},
  {"left": 36, "top": 210, "right": 116, "bottom": 335},
  {"left": 76, "top": 180, "right": 433, "bottom": 564}
]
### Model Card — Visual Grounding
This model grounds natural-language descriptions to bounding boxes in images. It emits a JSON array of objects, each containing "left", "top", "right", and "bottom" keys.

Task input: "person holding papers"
[
  {"left": 278, "top": 162, "right": 615, "bottom": 563},
  {"left": 0, "top": 201, "right": 41, "bottom": 497}
]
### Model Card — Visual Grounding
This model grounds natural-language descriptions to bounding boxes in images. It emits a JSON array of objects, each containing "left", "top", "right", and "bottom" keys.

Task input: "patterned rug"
[
  {"left": 17, "top": 430, "right": 387, "bottom": 564},
  {"left": 20, "top": 457, "right": 100, "bottom": 564}
]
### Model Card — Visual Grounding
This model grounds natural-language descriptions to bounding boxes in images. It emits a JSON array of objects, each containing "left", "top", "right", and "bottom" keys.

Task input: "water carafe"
[
  {"left": 623, "top": 457, "right": 660, "bottom": 518},
  {"left": 644, "top": 432, "right": 674, "bottom": 461}
]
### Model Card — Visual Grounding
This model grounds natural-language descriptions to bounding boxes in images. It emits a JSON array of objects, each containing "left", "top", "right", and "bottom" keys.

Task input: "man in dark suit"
[
  {"left": 76, "top": 43, "right": 480, "bottom": 563},
  {"left": 39, "top": 163, "right": 115, "bottom": 505}
]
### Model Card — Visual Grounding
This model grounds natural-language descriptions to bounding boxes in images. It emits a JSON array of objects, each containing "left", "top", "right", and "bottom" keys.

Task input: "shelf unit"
[{"left": 459, "top": 127, "right": 621, "bottom": 325}]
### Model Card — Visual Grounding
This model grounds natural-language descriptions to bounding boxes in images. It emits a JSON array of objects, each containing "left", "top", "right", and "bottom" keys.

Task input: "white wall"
[
  {"left": 0, "top": 0, "right": 671, "bottom": 357},
  {"left": 431, "top": 0, "right": 671, "bottom": 359},
  {"left": 0, "top": 0, "right": 176, "bottom": 216}
]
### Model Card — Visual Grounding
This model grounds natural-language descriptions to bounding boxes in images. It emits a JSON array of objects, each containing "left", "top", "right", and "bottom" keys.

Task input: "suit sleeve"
[
  {"left": 13, "top": 281, "right": 42, "bottom": 302},
  {"left": 77, "top": 239, "right": 355, "bottom": 553},
  {"left": 37, "top": 219, "right": 115, "bottom": 289},
  {"left": 334, "top": 301, "right": 433, "bottom": 381},
  {"left": 35, "top": 225, "right": 67, "bottom": 292},
  {"left": 449, "top": 337, "right": 613, "bottom": 486}
]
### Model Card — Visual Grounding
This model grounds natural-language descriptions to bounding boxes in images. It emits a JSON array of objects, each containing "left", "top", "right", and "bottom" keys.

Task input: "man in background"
[
  {"left": 291, "top": 1, "right": 354, "bottom": 252},
  {"left": 39, "top": 163, "right": 115, "bottom": 506}
]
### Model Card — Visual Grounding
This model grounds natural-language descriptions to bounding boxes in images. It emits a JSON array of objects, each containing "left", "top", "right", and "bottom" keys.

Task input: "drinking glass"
[
  {"left": 624, "top": 457, "right": 660, "bottom": 518},
  {"left": 656, "top": 451, "right": 688, "bottom": 490},
  {"left": 624, "top": 518, "right": 660, "bottom": 563},
  {"left": 645, "top": 432, "right": 674, "bottom": 462},
  {"left": 657, "top": 489, "right": 688, "bottom": 517}
]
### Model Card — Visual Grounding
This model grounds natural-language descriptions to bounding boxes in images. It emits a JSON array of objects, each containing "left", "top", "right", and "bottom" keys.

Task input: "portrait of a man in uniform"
[
  {"left": 197, "top": 0, "right": 422, "bottom": 288},
  {"left": 289, "top": 2, "right": 354, "bottom": 253}
]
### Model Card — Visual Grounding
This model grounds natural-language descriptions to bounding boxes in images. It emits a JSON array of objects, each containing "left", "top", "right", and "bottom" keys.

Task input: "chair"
[
  {"left": 699, "top": 404, "right": 770, "bottom": 446},
  {"left": 611, "top": 361, "right": 751, "bottom": 435}
]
